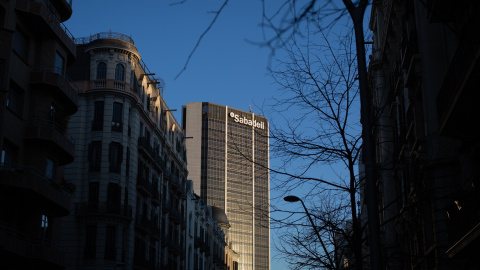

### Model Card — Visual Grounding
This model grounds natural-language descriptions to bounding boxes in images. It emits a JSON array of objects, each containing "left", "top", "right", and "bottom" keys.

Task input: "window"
[
  {"left": 55, "top": 52, "right": 65, "bottom": 75},
  {"left": 146, "top": 94, "right": 151, "bottom": 111},
  {"left": 97, "top": 62, "right": 107, "bottom": 79},
  {"left": 49, "top": 103, "right": 56, "bottom": 121},
  {"left": 107, "top": 183, "right": 121, "bottom": 213},
  {"left": 92, "top": 101, "right": 104, "bottom": 131},
  {"left": 84, "top": 225, "right": 97, "bottom": 259},
  {"left": 115, "top": 64, "right": 125, "bottom": 81},
  {"left": 126, "top": 147, "right": 130, "bottom": 177},
  {"left": 13, "top": 27, "right": 29, "bottom": 61},
  {"left": 1, "top": 140, "right": 17, "bottom": 168},
  {"left": 105, "top": 226, "right": 117, "bottom": 260},
  {"left": 109, "top": 142, "right": 123, "bottom": 173},
  {"left": 88, "top": 141, "right": 102, "bottom": 172},
  {"left": 112, "top": 102, "right": 123, "bottom": 132},
  {"left": 88, "top": 182, "right": 99, "bottom": 211},
  {"left": 0, "top": 58, "right": 5, "bottom": 87},
  {"left": 45, "top": 157, "right": 56, "bottom": 180},
  {"left": 145, "top": 128, "right": 151, "bottom": 145},
  {"left": 40, "top": 214, "right": 51, "bottom": 240},
  {"left": 6, "top": 81, "right": 24, "bottom": 116}
]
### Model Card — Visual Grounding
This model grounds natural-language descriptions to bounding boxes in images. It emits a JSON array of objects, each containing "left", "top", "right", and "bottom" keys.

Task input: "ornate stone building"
[
  {"left": 61, "top": 32, "right": 188, "bottom": 269},
  {"left": 185, "top": 180, "right": 239, "bottom": 270}
]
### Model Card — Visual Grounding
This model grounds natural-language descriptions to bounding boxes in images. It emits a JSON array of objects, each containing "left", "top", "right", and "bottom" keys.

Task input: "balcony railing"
[
  {"left": 75, "top": 202, "right": 132, "bottom": 220},
  {"left": 169, "top": 205, "right": 185, "bottom": 224},
  {"left": 133, "top": 254, "right": 155, "bottom": 269},
  {"left": 136, "top": 176, "right": 153, "bottom": 196},
  {"left": 24, "top": 119, "right": 75, "bottom": 163},
  {"left": 152, "top": 189, "right": 160, "bottom": 205},
  {"left": 0, "top": 221, "right": 65, "bottom": 266},
  {"left": 135, "top": 214, "right": 159, "bottom": 236},
  {"left": 30, "top": 65, "right": 79, "bottom": 110},
  {"left": 138, "top": 137, "right": 155, "bottom": 161},
  {"left": 0, "top": 165, "right": 71, "bottom": 216},
  {"left": 167, "top": 238, "right": 183, "bottom": 255},
  {"left": 74, "top": 31, "right": 134, "bottom": 45},
  {"left": 15, "top": 0, "right": 75, "bottom": 49},
  {"left": 437, "top": 22, "right": 480, "bottom": 133},
  {"left": 446, "top": 191, "right": 480, "bottom": 256}
]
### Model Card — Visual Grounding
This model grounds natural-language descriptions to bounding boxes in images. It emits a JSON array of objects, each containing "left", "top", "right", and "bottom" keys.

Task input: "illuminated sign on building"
[{"left": 229, "top": 112, "right": 265, "bottom": 129}]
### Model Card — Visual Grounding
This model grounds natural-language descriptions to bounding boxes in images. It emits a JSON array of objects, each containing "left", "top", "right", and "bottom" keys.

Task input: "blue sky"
[
  {"left": 65, "top": 1, "right": 290, "bottom": 269},
  {"left": 67, "top": 0, "right": 275, "bottom": 120}
]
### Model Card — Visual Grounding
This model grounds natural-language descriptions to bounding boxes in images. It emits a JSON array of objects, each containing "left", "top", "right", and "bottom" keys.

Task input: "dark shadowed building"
[
  {"left": 369, "top": 1, "right": 480, "bottom": 269},
  {"left": 0, "top": 0, "right": 77, "bottom": 268}
]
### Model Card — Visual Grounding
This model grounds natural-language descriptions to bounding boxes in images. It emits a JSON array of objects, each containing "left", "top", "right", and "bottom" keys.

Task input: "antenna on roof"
[{"left": 249, "top": 105, "right": 252, "bottom": 112}]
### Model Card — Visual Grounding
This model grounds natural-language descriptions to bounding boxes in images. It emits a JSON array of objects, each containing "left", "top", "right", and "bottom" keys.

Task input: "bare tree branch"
[{"left": 174, "top": 0, "right": 229, "bottom": 79}]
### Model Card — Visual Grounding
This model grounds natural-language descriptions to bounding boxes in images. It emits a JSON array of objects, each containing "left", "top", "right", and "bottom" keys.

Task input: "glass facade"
[{"left": 187, "top": 103, "right": 269, "bottom": 270}]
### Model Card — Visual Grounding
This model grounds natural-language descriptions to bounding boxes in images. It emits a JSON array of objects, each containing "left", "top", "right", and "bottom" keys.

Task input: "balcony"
[
  {"left": 167, "top": 239, "right": 183, "bottom": 255},
  {"left": 446, "top": 191, "right": 480, "bottom": 258},
  {"left": 0, "top": 222, "right": 65, "bottom": 267},
  {"left": 138, "top": 137, "right": 155, "bottom": 161},
  {"left": 133, "top": 254, "right": 155, "bottom": 270},
  {"left": 169, "top": 174, "right": 186, "bottom": 195},
  {"left": 75, "top": 202, "right": 132, "bottom": 221},
  {"left": 30, "top": 66, "right": 79, "bottom": 114},
  {"left": 426, "top": 0, "right": 470, "bottom": 23},
  {"left": 136, "top": 176, "right": 153, "bottom": 197},
  {"left": 152, "top": 189, "right": 160, "bottom": 206},
  {"left": 154, "top": 154, "right": 165, "bottom": 172},
  {"left": 437, "top": 22, "right": 480, "bottom": 137},
  {"left": 48, "top": 0, "right": 73, "bottom": 21},
  {"left": 135, "top": 214, "right": 159, "bottom": 237},
  {"left": 90, "top": 79, "right": 130, "bottom": 94},
  {"left": 168, "top": 205, "right": 185, "bottom": 225},
  {"left": 162, "top": 201, "right": 169, "bottom": 214},
  {"left": 195, "top": 236, "right": 206, "bottom": 251},
  {"left": 15, "top": 0, "right": 75, "bottom": 55},
  {"left": 24, "top": 119, "right": 75, "bottom": 164},
  {"left": 0, "top": 165, "right": 70, "bottom": 217}
]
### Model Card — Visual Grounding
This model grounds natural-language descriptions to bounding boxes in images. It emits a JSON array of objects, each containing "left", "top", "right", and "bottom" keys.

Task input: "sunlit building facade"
[{"left": 183, "top": 102, "right": 270, "bottom": 270}]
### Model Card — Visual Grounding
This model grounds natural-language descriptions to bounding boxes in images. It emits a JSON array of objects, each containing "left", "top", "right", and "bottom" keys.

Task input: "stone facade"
[{"left": 61, "top": 32, "right": 188, "bottom": 270}]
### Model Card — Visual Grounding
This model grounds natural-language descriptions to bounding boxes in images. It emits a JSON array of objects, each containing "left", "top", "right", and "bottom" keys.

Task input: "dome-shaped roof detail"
[{"left": 211, "top": 206, "right": 230, "bottom": 229}]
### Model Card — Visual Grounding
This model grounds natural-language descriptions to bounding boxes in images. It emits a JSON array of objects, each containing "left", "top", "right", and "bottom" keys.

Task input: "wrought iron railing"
[
  {"left": 74, "top": 31, "right": 134, "bottom": 45},
  {"left": 41, "top": 0, "right": 75, "bottom": 41},
  {"left": 0, "top": 164, "right": 74, "bottom": 195}
]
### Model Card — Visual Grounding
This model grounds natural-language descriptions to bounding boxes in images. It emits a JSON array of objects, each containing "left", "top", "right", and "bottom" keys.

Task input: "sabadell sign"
[{"left": 229, "top": 112, "right": 265, "bottom": 129}]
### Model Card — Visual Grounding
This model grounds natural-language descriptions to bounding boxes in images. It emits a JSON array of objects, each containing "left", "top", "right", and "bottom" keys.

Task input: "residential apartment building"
[
  {"left": 60, "top": 32, "right": 188, "bottom": 269},
  {"left": 183, "top": 102, "right": 270, "bottom": 270},
  {"left": 369, "top": 1, "right": 480, "bottom": 269},
  {"left": 0, "top": 0, "right": 77, "bottom": 269},
  {"left": 185, "top": 180, "right": 238, "bottom": 270}
]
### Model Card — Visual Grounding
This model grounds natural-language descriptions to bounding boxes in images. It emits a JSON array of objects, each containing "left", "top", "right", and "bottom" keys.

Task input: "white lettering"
[{"left": 228, "top": 111, "right": 265, "bottom": 129}]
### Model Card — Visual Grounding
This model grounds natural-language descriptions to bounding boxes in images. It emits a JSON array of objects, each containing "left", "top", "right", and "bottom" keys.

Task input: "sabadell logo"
[{"left": 229, "top": 112, "right": 265, "bottom": 129}]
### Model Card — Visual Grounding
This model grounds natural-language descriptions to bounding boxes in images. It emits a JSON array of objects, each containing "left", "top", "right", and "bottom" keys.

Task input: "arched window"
[
  {"left": 96, "top": 62, "right": 107, "bottom": 79},
  {"left": 115, "top": 64, "right": 125, "bottom": 81}
]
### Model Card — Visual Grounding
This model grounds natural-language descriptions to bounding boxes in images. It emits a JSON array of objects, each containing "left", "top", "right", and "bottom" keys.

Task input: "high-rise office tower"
[{"left": 183, "top": 102, "right": 270, "bottom": 270}]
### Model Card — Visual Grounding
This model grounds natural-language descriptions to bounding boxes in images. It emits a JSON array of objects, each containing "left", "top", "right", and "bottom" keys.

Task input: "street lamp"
[{"left": 284, "top": 195, "right": 335, "bottom": 268}]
